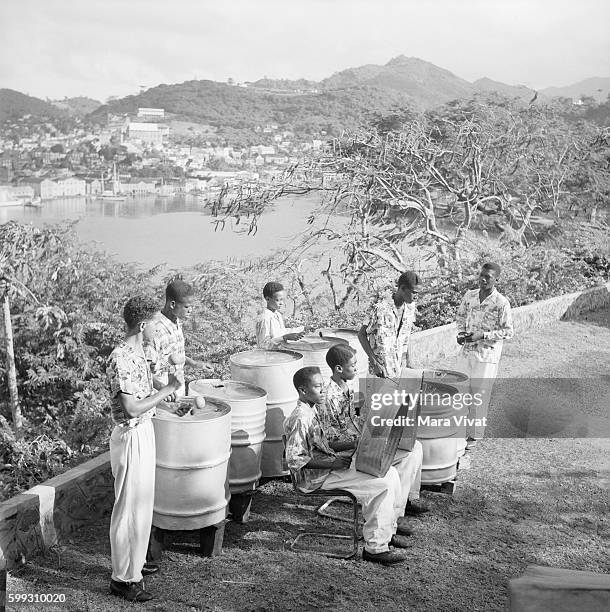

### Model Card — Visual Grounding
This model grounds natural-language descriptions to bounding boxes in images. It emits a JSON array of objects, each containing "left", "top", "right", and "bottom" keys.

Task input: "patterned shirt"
[
  {"left": 107, "top": 342, "right": 154, "bottom": 425},
  {"left": 456, "top": 288, "right": 514, "bottom": 363},
  {"left": 284, "top": 399, "right": 336, "bottom": 493},
  {"left": 143, "top": 313, "right": 186, "bottom": 384},
  {"left": 365, "top": 292, "right": 416, "bottom": 378},
  {"left": 320, "top": 378, "right": 363, "bottom": 443}
]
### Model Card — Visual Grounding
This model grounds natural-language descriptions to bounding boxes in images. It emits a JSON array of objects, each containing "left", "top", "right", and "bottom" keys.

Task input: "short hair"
[
  {"left": 397, "top": 270, "right": 420, "bottom": 291},
  {"left": 481, "top": 262, "right": 502, "bottom": 276},
  {"left": 166, "top": 280, "right": 193, "bottom": 302},
  {"left": 123, "top": 296, "right": 158, "bottom": 329},
  {"left": 293, "top": 366, "right": 321, "bottom": 391},
  {"left": 326, "top": 344, "right": 357, "bottom": 370},
  {"left": 263, "top": 281, "right": 284, "bottom": 298}
]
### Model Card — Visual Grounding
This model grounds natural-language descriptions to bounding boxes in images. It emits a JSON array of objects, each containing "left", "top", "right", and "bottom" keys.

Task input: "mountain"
[
  {"left": 51, "top": 96, "right": 102, "bottom": 116},
  {"left": 0, "top": 88, "right": 70, "bottom": 123},
  {"left": 321, "top": 56, "right": 473, "bottom": 107},
  {"left": 473, "top": 77, "right": 537, "bottom": 102},
  {"left": 541, "top": 77, "right": 610, "bottom": 102}
]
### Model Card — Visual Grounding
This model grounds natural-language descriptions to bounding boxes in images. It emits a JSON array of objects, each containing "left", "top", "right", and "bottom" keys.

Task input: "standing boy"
[
  {"left": 320, "top": 344, "right": 428, "bottom": 517},
  {"left": 456, "top": 262, "right": 513, "bottom": 445},
  {"left": 106, "top": 296, "right": 183, "bottom": 602},
  {"left": 284, "top": 366, "right": 415, "bottom": 565},
  {"left": 358, "top": 271, "right": 420, "bottom": 379},
  {"left": 144, "top": 280, "right": 213, "bottom": 398},
  {"left": 255, "top": 281, "right": 305, "bottom": 349}
]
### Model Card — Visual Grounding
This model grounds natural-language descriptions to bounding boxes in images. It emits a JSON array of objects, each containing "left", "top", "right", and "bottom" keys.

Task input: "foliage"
[
  {"left": 211, "top": 96, "right": 609, "bottom": 286},
  {"left": 88, "top": 80, "right": 414, "bottom": 139}
]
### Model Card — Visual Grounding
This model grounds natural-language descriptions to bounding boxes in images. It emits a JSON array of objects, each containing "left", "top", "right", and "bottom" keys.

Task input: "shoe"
[
  {"left": 390, "top": 534, "right": 413, "bottom": 549},
  {"left": 396, "top": 517, "right": 415, "bottom": 536},
  {"left": 466, "top": 437, "right": 477, "bottom": 450},
  {"left": 110, "top": 579, "right": 154, "bottom": 602},
  {"left": 362, "top": 549, "right": 408, "bottom": 566},
  {"left": 142, "top": 562, "right": 160, "bottom": 576},
  {"left": 404, "top": 499, "right": 430, "bottom": 516}
]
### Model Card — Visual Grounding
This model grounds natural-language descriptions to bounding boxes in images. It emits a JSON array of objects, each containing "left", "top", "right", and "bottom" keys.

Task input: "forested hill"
[
  {"left": 0, "top": 89, "right": 70, "bottom": 123},
  {"left": 88, "top": 80, "right": 417, "bottom": 135}
]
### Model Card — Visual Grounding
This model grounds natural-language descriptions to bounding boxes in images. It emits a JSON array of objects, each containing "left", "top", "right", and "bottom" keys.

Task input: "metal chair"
[{"left": 282, "top": 435, "right": 360, "bottom": 559}]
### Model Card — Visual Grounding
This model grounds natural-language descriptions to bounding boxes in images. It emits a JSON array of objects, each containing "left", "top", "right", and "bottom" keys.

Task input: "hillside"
[
  {"left": 51, "top": 96, "right": 102, "bottom": 116},
  {"left": 4, "top": 56, "right": 608, "bottom": 136},
  {"left": 88, "top": 79, "right": 416, "bottom": 137},
  {"left": 541, "top": 77, "right": 610, "bottom": 102},
  {"left": 321, "top": 56, "right": 473, "bottom": 107},
  {"left": 0, "top": 88, "right": 70, "bottom": 123},
  {"left": 473, "top": 77, "right": 537, "bottom": 102}
]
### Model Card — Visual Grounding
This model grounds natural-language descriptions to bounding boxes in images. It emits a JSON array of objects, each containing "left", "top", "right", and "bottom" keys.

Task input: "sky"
[{"left": 2, "top": 0, "right": 609, "bottom": 102}]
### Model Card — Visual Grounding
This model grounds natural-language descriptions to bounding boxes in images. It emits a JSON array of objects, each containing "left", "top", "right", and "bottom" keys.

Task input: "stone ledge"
[{"left": 0, "top": 452, "right": 112, "bottom": 569}]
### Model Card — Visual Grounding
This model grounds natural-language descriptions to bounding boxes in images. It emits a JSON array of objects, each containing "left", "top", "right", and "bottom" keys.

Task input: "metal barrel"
[
  {"left": 152, "top": 397, "right": 231, "bottom": 530},
  {"left": 230, "top": 349, "right": 304, "bottom": 478},
  {"left": 416, "top": 378, "right": 466, "bottom": 485},
  {"left": 278, "top": 335, "right": 348, "bottom": 375},
  {"left": 422, "top": 369, "right": 469, "bottom": 458},
  {"left": 189, "top": 379, "right": 267, "bottom": 494}
]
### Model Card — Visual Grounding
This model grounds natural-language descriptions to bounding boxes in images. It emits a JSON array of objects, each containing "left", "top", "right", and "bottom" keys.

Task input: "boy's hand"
[
  {"left": 168, "top": 372, "right": 184, "bottom": 390},
  {"left": 193, "top": 359, "right": 215, "bottom": 374},
  {"left": 284, "top": 331, "right": 306, "bottom": 341},
  {"left": 332, "top": 455, "right": 352, "bottom": 470},
  {"left": 467, "top": 331, "right": 484, "bottom": 342},
  {"left": 174, "top": 401, "right": 192, "bottom": 417}
]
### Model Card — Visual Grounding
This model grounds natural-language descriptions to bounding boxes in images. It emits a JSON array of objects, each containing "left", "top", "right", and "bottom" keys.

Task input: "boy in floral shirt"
[
  {"left": 358, "top": 271, "right": 420, "bottom": 379},
  {"left": 456, "top": 262, "right": 513, "bottom": 445},
  {"left": 107, "top": 296, "right": 183, "bottom": 602},
  {"left": 285, "top": 366, "right": 415, "bottom": 565}
]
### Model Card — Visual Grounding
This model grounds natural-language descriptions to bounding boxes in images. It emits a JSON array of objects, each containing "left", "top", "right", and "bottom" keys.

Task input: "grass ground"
[{"left": 5, "top": 308, "right": 610, "bottom": 612}]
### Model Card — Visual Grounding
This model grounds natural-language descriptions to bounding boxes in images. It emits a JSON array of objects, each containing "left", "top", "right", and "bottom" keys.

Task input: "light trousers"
[
  {"left": 393, "top": 441, "right": 423, "bottom": 504},
  {"left": 109, "top": 419, "right": 155, "bottom": 583},
  {"left": 321, "top": 463, "right": 403, "bottom": 554},
  {"left": 456, "top": 353, "right": 500, "bottom": 439}
]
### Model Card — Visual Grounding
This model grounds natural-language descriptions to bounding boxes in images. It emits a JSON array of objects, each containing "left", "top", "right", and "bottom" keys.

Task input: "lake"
[{"left": 0, "top": 194, "right": 321, "bottom": 269}]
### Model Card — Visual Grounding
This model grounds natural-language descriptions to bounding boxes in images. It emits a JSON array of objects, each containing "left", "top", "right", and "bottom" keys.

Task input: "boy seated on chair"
[
  {"left": 284, "top": 366, "right": 414, "bottom": 565},
  {"left": 320, "top": 344, "right": 429, "bottom": 517}
]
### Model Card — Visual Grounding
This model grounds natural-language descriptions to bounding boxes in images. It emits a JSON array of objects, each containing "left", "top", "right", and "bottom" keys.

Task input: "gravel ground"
[{"left": 5, "top": 308, "right": 610, "bottom": 612}]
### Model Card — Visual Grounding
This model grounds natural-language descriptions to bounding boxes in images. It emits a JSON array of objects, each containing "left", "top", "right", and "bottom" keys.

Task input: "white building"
[{"left": 137, "top": 108, "right": 165, "bottom": 119}]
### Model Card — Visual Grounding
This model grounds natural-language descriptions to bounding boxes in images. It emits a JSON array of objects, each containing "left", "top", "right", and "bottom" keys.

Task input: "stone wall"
[
  {"left": 1, "top": 281, "right": 609, "bottom": 569},
  {"left": 0, "top": 453, "right": 112, "bottom": 569}
]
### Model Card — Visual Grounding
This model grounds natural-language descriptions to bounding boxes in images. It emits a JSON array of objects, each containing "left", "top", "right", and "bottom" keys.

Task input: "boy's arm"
[
  {"left": 256, "top": 316, "right": 280, "bottom": 349},
  {"left": 285, "top": 418, "right": 349, "bottom": 471},
  {"left": 117, "top": 374, "right": 182, "bottom": 417},
  {"left": 184, "top": 354, "right": 214, "bottom": 373},
  {"left": 108, "top": 353, "right": 183, "bottom": 417},
  {"left": 358, "top": 324, "right": 384, "bottom": 377},
  {"left": 456, "top": 294, "right": 468, "bottom": 334}
]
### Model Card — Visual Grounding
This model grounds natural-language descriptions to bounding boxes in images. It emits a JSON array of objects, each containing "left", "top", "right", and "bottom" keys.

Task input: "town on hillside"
[{"left": 0, "top": 106, "right": 328, "bottom": 206}]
